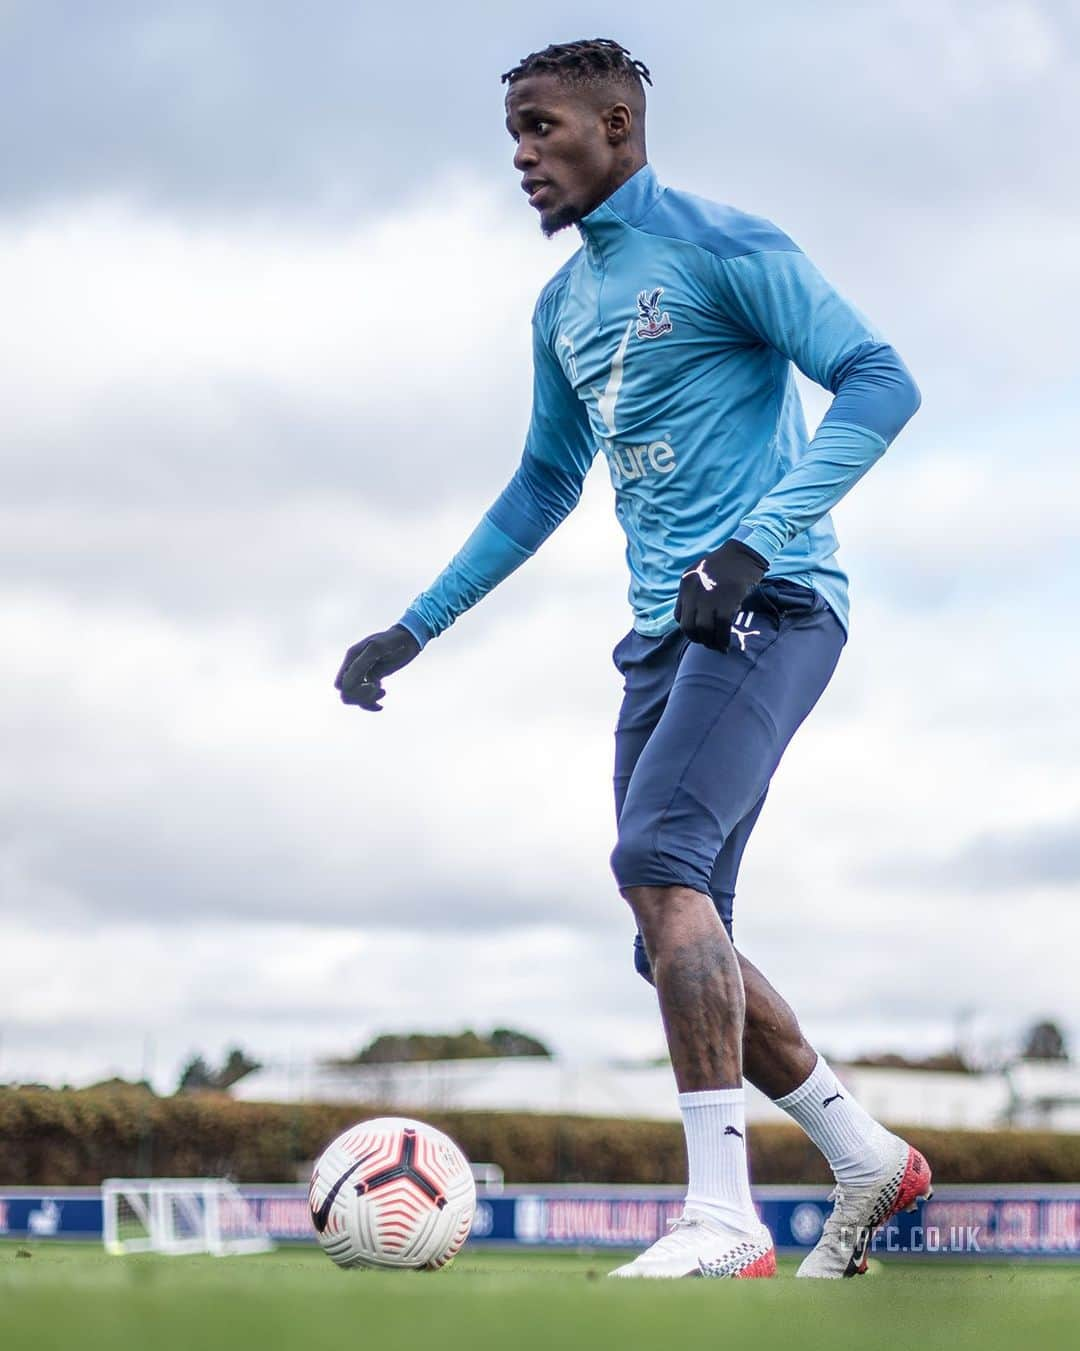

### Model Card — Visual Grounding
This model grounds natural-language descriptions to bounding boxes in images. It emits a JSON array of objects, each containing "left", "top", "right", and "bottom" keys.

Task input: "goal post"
[{"left": 102, "top": 1178, "right": 274, "bottom": 1256}]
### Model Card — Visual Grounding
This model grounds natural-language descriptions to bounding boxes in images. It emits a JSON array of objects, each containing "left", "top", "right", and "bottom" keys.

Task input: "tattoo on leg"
[{"left": 653, "top": 936, "right": 744, "bottom": 1089}]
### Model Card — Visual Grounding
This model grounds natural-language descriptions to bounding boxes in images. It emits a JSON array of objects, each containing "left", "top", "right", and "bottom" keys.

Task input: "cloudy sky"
[{"left": 2, "top": 1, "right": 1078, "bottom": 1093}]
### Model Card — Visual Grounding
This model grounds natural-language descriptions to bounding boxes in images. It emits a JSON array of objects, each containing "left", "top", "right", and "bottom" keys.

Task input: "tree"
[
  {"left": 337, "top": 1027, "right": 553, "bottom": 1065},
  {"left": 177, "top": 1055, "right": 215, "bottom": 1093},
  {"left": 488, "top": 1027, "right": 550, "bottom": 1058},
  {"left": 1021, "top": 1020, "right": 1069, "bottom": 1062},
  {"left": 848, "top": 1051, "right": 973, "bottom": 1073},
  {"left": 215, "top": 1047, "right": 261, "bottom": 1089},
  {"left": 176, "top": 1047, "right": 262, "bottom": 1094}
]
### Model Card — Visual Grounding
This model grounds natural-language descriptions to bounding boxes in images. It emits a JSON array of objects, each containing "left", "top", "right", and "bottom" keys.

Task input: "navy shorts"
[{"left": 609, "top": 579, "right": 845, "bottom": 980}]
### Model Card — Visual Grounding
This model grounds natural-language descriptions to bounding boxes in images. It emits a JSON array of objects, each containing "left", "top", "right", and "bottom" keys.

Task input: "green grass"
[{"left": 2, "top": 1242, "right": 1078, "bottom": 1351}]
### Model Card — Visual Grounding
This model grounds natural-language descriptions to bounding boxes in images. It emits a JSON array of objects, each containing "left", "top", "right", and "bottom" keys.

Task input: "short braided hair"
[{"left": 501, "top": 38, "right": 652, "bottom": 94}]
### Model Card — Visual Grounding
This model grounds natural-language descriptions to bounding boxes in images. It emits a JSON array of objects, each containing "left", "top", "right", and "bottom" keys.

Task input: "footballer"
[{"left": 336, "top": 38, "right": 931, "bottom": 1278}]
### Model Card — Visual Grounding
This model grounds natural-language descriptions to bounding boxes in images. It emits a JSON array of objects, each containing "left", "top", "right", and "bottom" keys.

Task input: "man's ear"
[{"left": 605, "top": 102, "right": 633, "bottom": 145}]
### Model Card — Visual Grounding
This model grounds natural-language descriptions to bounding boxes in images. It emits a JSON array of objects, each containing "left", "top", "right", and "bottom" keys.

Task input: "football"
[{"left": 309, "top": 1116, "right": 477, "bottom": 1270}]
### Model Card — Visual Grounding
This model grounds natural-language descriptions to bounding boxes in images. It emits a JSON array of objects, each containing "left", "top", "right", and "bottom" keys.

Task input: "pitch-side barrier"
[{"left": 1, "top": 1185, "right": 1078, "bottom": 1259}]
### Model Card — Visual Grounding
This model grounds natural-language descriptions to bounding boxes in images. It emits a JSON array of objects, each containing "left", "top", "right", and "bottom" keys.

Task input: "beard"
[{"left": 540, "top": 202, "right": 581, "bottom": 238}]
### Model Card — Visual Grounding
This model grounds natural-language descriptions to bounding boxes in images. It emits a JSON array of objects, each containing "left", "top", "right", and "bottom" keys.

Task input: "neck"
[{"left": 585, "top": 152, "right": 648, "bottom": 216}]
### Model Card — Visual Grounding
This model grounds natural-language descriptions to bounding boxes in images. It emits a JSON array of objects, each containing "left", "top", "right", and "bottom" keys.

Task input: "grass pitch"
[{"left": 2, "top": 1242, "right": 1078, "bottom": 1351}]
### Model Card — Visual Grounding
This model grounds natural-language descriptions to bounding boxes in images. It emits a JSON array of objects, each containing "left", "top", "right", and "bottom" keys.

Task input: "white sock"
[
  {"left": 678, "top": 1088, "right": 759, "bottom": 1235},
  {"left": 774, "top": 1055, "right": 897, "bottom": 1187}
]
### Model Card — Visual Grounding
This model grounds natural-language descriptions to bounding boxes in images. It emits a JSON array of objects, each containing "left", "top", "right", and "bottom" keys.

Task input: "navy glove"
[
  {"left": 674, "top": 540, "right": 768, "bottom": 651},
  {"left": 335, "top": 625, "right": 421, "bottom": 711}
]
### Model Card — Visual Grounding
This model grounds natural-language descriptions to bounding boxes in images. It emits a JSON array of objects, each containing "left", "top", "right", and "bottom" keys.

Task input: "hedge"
[{"left": 1, "top": 1085, "right": 1078, "bottom": 1186}]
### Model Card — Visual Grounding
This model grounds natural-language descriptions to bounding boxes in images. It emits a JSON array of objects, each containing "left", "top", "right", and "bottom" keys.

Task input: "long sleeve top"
[{"left": 400, "top": 163, "right": 920, "bottom": 645}]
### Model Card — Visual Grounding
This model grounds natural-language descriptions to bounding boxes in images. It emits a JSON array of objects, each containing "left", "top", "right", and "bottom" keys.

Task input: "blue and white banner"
[
  {"left": 474, "top": 1188, "right": 1080, "bottom": 1258},
  {"left": 2, "top": 1185, "right": 1078, "bottom": 1258}
]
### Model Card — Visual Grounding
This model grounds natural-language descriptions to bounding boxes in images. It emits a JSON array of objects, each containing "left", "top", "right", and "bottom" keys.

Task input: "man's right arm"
[{"left": 337, "top": 305, "right": 595, "bottom": 707}]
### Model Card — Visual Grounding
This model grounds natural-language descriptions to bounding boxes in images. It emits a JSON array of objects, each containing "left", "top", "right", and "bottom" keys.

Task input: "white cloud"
[
  {"left": 930, "top": 1, "right": 1062, "bottom": 93},
  {"left": 0, "top": 189, "right": 578, "bottom": 509}
]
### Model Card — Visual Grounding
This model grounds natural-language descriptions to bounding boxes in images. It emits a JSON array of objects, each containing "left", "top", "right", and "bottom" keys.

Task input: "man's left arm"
[{"left": 711, "top": 246, "right": 921, "bottom": 566}]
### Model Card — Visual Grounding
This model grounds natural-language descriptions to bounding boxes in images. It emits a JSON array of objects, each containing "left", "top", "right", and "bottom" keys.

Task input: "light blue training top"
[{"left": 400, "top": 164, "right": 920, "bottom": 645}]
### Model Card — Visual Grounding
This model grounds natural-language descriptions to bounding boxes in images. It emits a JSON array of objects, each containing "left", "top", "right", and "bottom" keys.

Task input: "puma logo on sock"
[
  {"left": 822, "top": 1091, "right": 845, "bottom": 1108},
  {"left": 724, "top": 1125, "right": 744, "bottom": 1139}
]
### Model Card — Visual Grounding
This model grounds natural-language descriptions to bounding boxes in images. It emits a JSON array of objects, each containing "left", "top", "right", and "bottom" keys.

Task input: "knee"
[
  {"left": 610, "top": 830, "right": 654, "bottom": 894},
  {"left": 633, "top": 931, "right": 656, "bottom": 986},
  {"left": 611, "top": 825, "right": 692, "bottom": 899},
  {"left": 611, "top": 809, "right": 712, "bottom": 899}
]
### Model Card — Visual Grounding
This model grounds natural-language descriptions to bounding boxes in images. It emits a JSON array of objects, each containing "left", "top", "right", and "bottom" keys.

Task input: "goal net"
[{"left": 102, "top": 1178, "right": 274, "bottom": 1257}]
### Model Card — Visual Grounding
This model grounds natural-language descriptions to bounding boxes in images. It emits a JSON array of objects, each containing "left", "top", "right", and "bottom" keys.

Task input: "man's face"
[{"left": 505, "top": 74, "right": 630, "bottom": 236}]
